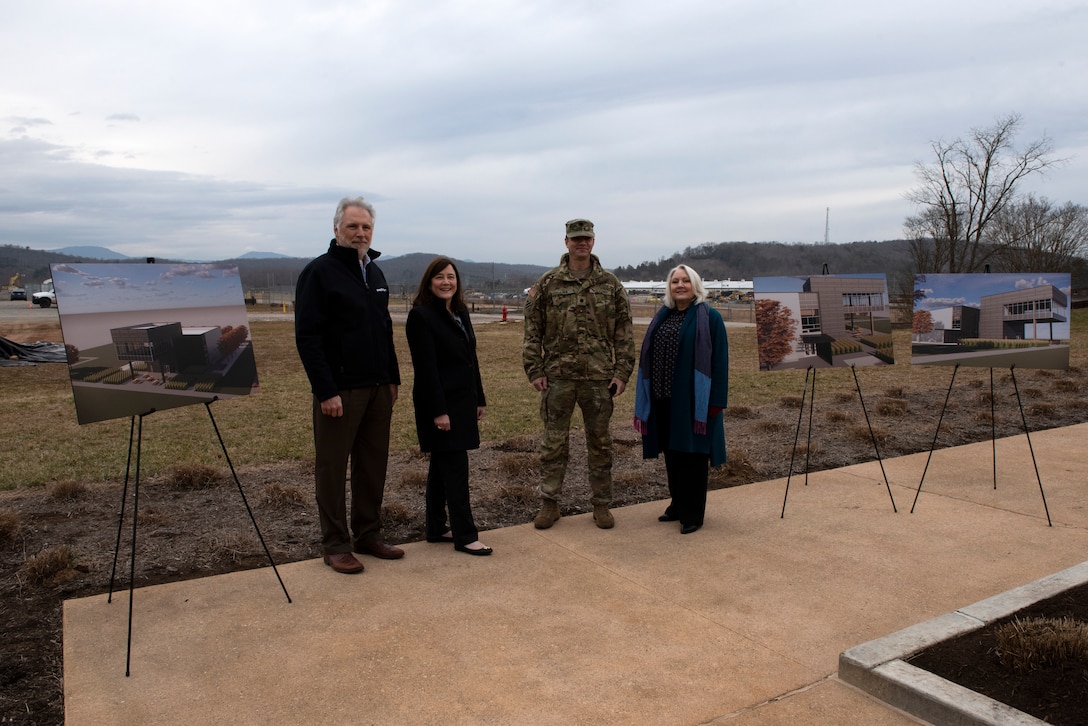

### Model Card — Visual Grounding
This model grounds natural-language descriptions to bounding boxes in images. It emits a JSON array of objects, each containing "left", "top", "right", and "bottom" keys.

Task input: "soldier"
[{"left": 523, "top": 218, "right": 635, "bottom": 529}]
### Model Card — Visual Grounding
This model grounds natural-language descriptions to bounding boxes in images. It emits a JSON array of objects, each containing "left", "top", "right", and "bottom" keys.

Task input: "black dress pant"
[
  {"left": 426, "top": 449, "right": 479, "bottom": 546},
  {"left": 654, "top": 400, "right": 710, "bottom": 527}
]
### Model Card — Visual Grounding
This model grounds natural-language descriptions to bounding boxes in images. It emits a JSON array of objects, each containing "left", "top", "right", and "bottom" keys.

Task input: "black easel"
[
  {"left": 780, "top": 265, "right": 897, "bottom": 517},
  {"left": 909, "top": 364, "right": 1052, "bottom": 525},
  {"left": 107, "top": 399, "right": 292, "bottom": 676}
]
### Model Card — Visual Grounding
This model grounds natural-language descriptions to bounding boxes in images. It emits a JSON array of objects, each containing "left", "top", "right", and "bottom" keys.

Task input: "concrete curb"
[{"left": 839, "top": 560, "right": 1088, "bottom": 725}]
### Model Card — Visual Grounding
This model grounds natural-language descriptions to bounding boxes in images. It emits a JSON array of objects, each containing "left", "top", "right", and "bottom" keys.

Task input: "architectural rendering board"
[
  {"left": 52, "top": 262, "right": 260, "bottom": 425},
  {"left": 912, "top": 273, "right": 1071, "bottom": 370},
  {"left": 753, "top": 274, "right": 894, "bottom": 371}
]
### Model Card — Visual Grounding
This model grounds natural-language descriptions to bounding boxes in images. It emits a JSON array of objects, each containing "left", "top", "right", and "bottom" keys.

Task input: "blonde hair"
[{"left": 663, "top": 264, "right": 708, "bottom": 308}]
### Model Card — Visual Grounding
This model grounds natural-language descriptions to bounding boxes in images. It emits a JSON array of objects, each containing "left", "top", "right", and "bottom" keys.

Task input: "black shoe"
[
  {"left": 426, "top": 531, "right": 454, "bottom": 543},
  {"left": 680, "top": 523, "right": 700, "bottom": 534},
  {"left": 658, "top": 512, "right": 679, "bottom": 522},
  {"left": 454, "top": 542, "right": 493, "bottom": 556}
]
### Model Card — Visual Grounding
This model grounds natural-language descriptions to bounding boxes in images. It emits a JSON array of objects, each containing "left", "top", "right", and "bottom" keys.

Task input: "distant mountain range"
[{"left": 47, "top": 246, "right": 291, "bottom": 261}]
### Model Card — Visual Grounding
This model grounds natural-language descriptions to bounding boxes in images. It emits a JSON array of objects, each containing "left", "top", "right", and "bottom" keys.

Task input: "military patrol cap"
[{"left": 565, "top": 218, "right": 595, "bottom": 238}]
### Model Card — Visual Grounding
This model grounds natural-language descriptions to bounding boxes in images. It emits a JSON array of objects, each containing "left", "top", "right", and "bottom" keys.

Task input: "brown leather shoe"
[
  {"left": 323, "top": 553, "right": 364, "bottom": 574},
  {"left": 353, "top": 540, "right": 405, "bottom": 560}
]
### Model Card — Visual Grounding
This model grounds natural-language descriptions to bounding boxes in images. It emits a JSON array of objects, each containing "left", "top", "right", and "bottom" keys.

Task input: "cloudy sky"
[{"left": 3, "top": 1, "right": 1086, "bottom": 268}]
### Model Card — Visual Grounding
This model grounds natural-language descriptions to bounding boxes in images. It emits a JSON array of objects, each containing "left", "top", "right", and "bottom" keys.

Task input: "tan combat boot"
[
  {"left": 593, "top": 505, "right": 614, "bottom": 529},
  {"left": 533, "top": 500, "right": 560, "bottom": 529}
]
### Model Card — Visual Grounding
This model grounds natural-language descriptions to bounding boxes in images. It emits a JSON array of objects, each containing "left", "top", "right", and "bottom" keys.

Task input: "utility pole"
[{"left": 824, "top": 207, "right": 830, "bottom": 245}]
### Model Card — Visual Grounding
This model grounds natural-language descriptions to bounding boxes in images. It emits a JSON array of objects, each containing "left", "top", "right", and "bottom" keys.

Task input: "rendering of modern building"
[
  {"left": 111, "top": 322, "right": 224, "bottom": 377},
  {"left": 979, "top": 284, "right": 1067, "bottom": 341}
]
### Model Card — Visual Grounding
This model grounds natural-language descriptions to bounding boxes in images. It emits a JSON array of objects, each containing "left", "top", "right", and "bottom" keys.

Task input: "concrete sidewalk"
[{"left": 64, "top": 424, "right": 1088, "bottom": 724}]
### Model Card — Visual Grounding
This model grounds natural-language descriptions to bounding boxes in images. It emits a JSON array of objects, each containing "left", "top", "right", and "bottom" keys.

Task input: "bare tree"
[
  {"left": 904, "top": 113, "right": 1061, "bottom": 273},
  {"left": 989, "top": 195, "right": 1088, "bottom": 273}
]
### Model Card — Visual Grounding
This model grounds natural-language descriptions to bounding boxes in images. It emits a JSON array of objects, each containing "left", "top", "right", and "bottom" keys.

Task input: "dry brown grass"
[
  {"left": 381, "top": 502, "right": 415, "bottom": 526},
  {"left": 779, "top": 395, "right": 803, "bottom": 409},
  {"left": 0, "top": 507, "right": 20, "bottom": 544},
  {"left": 399, "top": 470, "right": 428, "bottom": 489},
  {"left": 166, "top": 464, "right": 229, "bottom": 491},
  {"left": 755, "top": 419, "right": 786, "bottom": 433},
  {"left": 258, "top": 482, "right": 308, "bottom": 509},
  {"left": 199, "top": 530, "right": 259, "bottom": 563},
  {"left": 1029, "top": 403, "right": 1057, "bottom": 417},
  {"left": 47, "top": 479, "right": 86, "bottom": 501},
  {"left": 995, "top": 615, "right": 1088, "bottom": 673},
  {"left": 728, "top": 405, "right": 757, "bottom": 418},
  {"left": 875, "top": 398, "right": 909, "bottom": 416},
  {"left": 826, "top": 410, "right": 850, "bottom": 423},
  {"left": 496, "top": 452, "right": 538, "bottom": 481},
  {"left": 493, "top": 434, "right": 538, "bottom": 453},
  {"left": 849, "top": 424, "right": 890, "bottom": 446},
  {"left": 20, "top": 545, "right": 79, "bottom": 585},
  {"left": 1052, "top": 378, "right": 1082, "bottom": 393}
]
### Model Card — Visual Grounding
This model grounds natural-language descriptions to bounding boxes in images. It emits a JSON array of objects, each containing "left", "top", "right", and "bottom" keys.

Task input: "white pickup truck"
[{"left": 32, "top": 278, "right": 56, "bottom": 308}]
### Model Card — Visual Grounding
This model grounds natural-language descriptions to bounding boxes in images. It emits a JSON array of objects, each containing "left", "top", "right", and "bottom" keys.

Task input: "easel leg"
[
  {"left": 781, "top": 367, "right": 813, "bottom": 518},
  {"left": 125, "top": 413, "right": 146, "bottom": 677},
  {"left": 1008, "top": 366, "right": 1053, "bottom": 526},
  {"left": 911, "top": 365, "right": 959, "bottom": 513},
  {"left": 204, "top": 401, "right": 292, "bottom": 602},
  {"left": 108, "top": 416, "right": 137, "bottom": 602},
  {"left": 850, "top": 365, "right": 896, "bottom": 512},
  {"left": 990, "top": 368, "right": 997, "bottom": 490}
]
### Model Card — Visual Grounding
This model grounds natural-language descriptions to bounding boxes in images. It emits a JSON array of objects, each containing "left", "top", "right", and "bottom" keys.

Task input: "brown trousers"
[{"left": 312, "top": 386, "right": 394, "bottom": 554}]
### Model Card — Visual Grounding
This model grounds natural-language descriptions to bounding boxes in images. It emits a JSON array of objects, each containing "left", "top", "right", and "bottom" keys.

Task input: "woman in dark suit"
[
  {"left": 633, "top": 264, "right": 728, "bottom": 534},
  {"left": 406, "top": 257, "right": 492, "bottom": 555}
]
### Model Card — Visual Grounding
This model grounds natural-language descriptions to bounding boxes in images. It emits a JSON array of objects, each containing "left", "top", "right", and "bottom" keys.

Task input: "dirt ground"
[{"left": 3, "top": 319, "right": 1088, "bottom": 724}]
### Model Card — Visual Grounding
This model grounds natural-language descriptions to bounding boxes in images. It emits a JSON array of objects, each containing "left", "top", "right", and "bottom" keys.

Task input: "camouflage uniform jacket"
[{"left": 523, "top": 253, "right": 635, "bottom": 383}]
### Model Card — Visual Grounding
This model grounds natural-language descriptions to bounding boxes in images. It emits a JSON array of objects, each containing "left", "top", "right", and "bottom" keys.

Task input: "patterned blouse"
[{"left": 650, "top": 306, "right": 688, "bottom": 399}]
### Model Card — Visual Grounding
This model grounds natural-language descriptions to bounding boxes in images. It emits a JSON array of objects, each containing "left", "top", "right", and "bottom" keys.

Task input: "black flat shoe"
[
  {"left": 454, "top": 543, "right": 493, "bottom": 556},
  {"left": 658, "top": 512, "right": 679, "bottom": 522},
  {"left": 426, "top": 532, "right": 454, "bottom": 543},
  {"left": 680, "top": 524, "right": 700, "bottom": 534}
]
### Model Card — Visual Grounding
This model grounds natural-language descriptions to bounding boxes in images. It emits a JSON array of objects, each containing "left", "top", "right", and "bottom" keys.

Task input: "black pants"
[
  {"left": 426, "top": 449, "right": 479, "bottom": 546},
  {"left": 663, "top": 450, "right": 710, "bottom": 527},
  {"left": 654, "top": 400, "right": 710, "bottom": 527}
]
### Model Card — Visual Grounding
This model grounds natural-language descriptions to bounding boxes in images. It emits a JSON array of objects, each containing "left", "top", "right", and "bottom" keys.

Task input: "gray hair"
[
  {"left": 334, "top": 196, "right": 376, "bottom": 227},
  {"left": 663, "top": 264, "right": 708, "bottom": 308}
]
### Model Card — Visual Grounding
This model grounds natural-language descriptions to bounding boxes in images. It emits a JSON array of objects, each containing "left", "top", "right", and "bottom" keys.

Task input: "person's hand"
[
  {"left": 389, "top": 383, "right": 399, "bottom": 404},
  {"left": 531, "top": 376, "right": 548, "bottom": 391},
  {"left": 476, "top": 406, "right": 486, "bottom": 421},
  {"left": 434, "top": 414, "right": 451, "bottom": 431},
  {"left": 609, "top": 378, "right": 627, "bottom": 397},
  {"left": 320, "top": 395, "right": 344, "bottom": 417}
]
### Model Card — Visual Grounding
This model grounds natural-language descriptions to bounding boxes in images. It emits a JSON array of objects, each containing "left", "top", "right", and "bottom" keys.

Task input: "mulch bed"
[{"left": 907, "top": 582, "right": 1088, "bottom": 724}]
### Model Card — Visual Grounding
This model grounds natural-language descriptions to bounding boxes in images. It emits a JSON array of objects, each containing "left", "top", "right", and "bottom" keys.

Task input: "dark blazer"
[{"left": 405, "top": 300, "right": 486, "bottom": 453}]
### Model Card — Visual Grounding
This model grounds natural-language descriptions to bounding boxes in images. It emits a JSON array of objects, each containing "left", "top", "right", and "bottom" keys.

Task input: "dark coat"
[
  {"left": 405, "top": 300, "right": 486, "bottom": 453},
  {"left": 294, "top": 241, "right": 400, "bottom": 402},
  {"left": 641, "top": 303, "right": 729, "bottom": 466}
]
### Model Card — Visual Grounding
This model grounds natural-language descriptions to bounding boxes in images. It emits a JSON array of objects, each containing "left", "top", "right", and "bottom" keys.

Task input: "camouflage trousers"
[{"left": 538, "top": 379, "right": 615, "bottom": 506}]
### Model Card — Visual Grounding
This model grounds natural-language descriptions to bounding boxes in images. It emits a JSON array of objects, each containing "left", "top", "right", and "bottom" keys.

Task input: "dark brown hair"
[{"left": 412, "top": 257, "right": 467, "bottom": 312}]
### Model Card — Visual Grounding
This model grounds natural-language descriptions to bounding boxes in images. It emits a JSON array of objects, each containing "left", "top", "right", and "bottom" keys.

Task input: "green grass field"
[{"left": 2, "top": 310, "right": 1085, "bottom": 490}]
